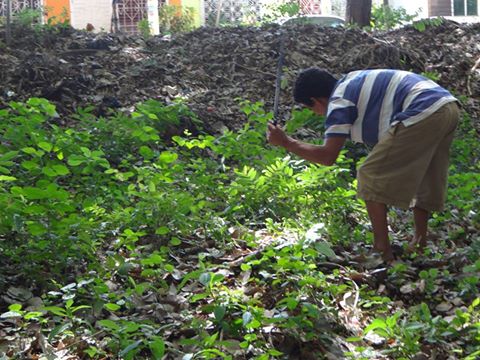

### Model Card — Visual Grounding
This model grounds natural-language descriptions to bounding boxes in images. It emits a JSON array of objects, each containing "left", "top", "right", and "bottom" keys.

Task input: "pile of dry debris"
[{"left": 0, "top": 20, "right": 479, "bottom": 133}]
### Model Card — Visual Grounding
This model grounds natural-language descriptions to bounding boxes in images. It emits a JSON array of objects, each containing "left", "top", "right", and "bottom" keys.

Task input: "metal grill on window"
[
  {"left": 0, "top": 0, "right": 42, "bottom": 17},
  {"left": 115, "top": 0, "right": 148, "bottom": 34},
  {"left": 204, "top": 0, "right": 262, "bottom": 25}
]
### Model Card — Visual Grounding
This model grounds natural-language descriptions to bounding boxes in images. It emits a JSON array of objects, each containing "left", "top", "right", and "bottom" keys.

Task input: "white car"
[{"left": 279, "top": 15, "right": 345, "bottom": 27}]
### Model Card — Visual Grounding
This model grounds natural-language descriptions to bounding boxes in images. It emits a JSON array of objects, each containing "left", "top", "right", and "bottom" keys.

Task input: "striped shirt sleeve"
[{"left": 324, "top": 97, "right": 357, "bottom": 138}]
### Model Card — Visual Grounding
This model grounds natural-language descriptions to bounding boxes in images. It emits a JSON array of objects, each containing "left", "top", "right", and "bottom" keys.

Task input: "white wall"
[
  {"left": 444, "top": 15, "right": 480, "bottom": 23},
  {"left": 389, "top": 0, "right": 429, "bottom": 18},
  {"left": 70, "top": 0, "right": 112, "bottom": 32},
  {"left": 372, "top": 0, "right": 428, "bottom": 18},
  {"left": 147, "top": 0, "right": 160, "bottom": 34}
]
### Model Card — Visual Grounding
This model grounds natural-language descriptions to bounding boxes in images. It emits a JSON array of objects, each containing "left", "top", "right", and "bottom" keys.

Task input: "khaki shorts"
[{"left": 357, "top": 102, "right": 459, "bottom": 212}]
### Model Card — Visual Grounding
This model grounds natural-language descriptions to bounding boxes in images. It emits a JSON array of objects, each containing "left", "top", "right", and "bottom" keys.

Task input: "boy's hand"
[{"left": 267, "top": 122, "right": 291, "bottom": 148}]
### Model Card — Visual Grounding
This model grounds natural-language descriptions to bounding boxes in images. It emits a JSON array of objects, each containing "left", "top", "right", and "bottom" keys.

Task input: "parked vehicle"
[{"left": 279, "top": 15, "right": 345, "bottom": 27}]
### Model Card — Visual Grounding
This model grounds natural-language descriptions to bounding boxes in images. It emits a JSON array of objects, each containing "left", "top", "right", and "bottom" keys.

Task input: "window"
[{"left": 454, "top": 0, "right": 478, "bottom": 16}]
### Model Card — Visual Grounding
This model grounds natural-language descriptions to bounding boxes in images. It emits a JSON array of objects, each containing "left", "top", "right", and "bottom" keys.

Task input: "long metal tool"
[{"left": 273, "top": 30, "right": 285, "bottom": 125}]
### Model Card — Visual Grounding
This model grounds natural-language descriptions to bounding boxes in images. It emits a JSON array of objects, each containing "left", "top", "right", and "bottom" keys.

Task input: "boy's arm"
[{"left": 267, "top": 123, "right": 346, "bottom": 166}]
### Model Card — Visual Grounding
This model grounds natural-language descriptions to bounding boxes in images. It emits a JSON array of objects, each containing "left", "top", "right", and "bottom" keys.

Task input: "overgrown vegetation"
[
  {"left": 259, "top": 0, "right": 301, "bottom": 25},
  {"left": 159, "top": 5, "right": 195, "bottom": 35},
  {"left": 370, "top": 5, "right": 418, "bottom": 30},
  {"left": 0, "top": 96, "right": 479, "bottom": 359},
  {"left": 0, "top": 3, "right": 479, "bottom": 358}
]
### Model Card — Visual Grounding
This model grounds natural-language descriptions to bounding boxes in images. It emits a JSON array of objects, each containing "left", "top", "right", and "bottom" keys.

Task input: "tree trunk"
[{"left": 346, "top": 0, "right": 372, "bottom": 27}]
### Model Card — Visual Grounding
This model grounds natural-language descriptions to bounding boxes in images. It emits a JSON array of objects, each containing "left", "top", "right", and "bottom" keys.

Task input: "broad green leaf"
[
  {"left": 22, "top": 187, "right": 48, "bottom": 200},
  {"left": 38, "top": 142, "right": 53, "bottom": 152},
  {"left": 123, "top": 322, "right": 140, "bottom": 333},
  {"left": 242, "top": 311, "right": 253, "bottom": 326},
  {"left": 139, "top": 146, "right": 154, "bottom": 159},
  {"left": 190, "top": 293, "right": 208, "bottom": 302},
  {"left": 119, "top": 340, "right": 142, "bottom": 357},
  {"left": 285, "top": 298, "right": 298, "bottom": 310},
  {"left": 141, "top": 254, "right": 163, "bottom": 266},
  {"left": 199, "top": 272, "right": 211, "bottom": 286},
  {"left": 158, "top": 151, "right": 178, "bottom": 164},
  {"left": 169, "top": 237, "right": 181, "bottom": 246},
  {"left": 211, "top": 273, "right": 225, "bottom": 284},
  {"left": 149, "top": 337, "right": 165, "bottom": 360},
  {"left": 52, "top": 165, "right": 70, "bottom": 176},
  {"left": 98, "top": 319, "right": 120, "bottom": 331},
  {"left": 0, "top": 151, "right": 18, "bottom": 161},
  {"left": 24, "top": 311, "right": 43, "bottom": 320},
  {"left": 268, "top": 349, "right": 284, "bottom": 356},
  {"left": 42, "top": 167, "right": 57, "bottom": 177},
  {"left": 364, "top": 318, "right": 387, "bottom": 335},
  {"left": 214, "top": 305, "right": 226, "bottom": 321},
  {"left": 9, "top": 304, "right": 22, "bottom": 312},
  {"left": 0, "top": 175, "right": 16, "bottom": 181},
  {"left": 315, "top": 242, "right": 336, "bottom": 259},
  {"left": 80, "top": 147, "right": 91, "bottom": 157},
  {"left": 472, "top": 298, "right": 480, "bottom": 308},
  {"left": 104, "top": 303, "right": 120, "bottom": 311},
  {"left": 48, "top": 323, "right": 72, "bottom": 342},
  {"left": 71, "top": 305, "right": 91, "bottom": 313},
  {"left": 155, "top": 226, "right": 169, "bottom": 235},
  {"left": 22, "top": 147, "right": 39, "bottom": 155},
  {"left": 27, "top": 222, "right": 47, "bottom": 236},
  {"left": 346, "top": 336, "right": 363, "bottom": 342},
  {"left": 67, "top": 155, "right": 85, "bottom": 166},
  {"left": 43, "top": 306, "right": 67, "bottom": 317},
  {"left": 164, "top": 264, "right": 174, "bottom": 272},
  {"left": 21, "top": 160, "right": 39, "bottom": 170}
]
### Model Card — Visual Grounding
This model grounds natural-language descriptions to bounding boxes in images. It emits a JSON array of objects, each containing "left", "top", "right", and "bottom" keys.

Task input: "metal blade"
[{"left": 273, "top": 31, "right": 285, "bottom": 125}]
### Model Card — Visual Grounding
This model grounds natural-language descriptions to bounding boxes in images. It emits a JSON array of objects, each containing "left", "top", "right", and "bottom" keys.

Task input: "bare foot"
[{"left": 373, "top": 246, "right": 395, "bottom": 263}]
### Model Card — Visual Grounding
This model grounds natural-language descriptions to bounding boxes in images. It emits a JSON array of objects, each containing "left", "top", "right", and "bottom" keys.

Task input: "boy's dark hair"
[{"left": 293, "top": 68, "right": 338, "bottom": 106}]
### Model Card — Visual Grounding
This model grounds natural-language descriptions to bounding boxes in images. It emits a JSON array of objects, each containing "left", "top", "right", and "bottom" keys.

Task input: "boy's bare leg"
[
  {"left": 408, "top": 206, "right": 429, "bottom": 252},
  {"left": 365, "top": 200, "right": 394, "bottom": 262}
]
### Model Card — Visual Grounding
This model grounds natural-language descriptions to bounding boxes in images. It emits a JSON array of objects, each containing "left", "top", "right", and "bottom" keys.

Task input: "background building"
[{"left": 1, "top": 0, "right": 478, "bottom": 35}]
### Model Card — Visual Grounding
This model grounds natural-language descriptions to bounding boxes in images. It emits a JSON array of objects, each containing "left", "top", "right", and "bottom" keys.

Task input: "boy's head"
[{"left": 293, "top": 68, "right": 338, "bottom": 111}]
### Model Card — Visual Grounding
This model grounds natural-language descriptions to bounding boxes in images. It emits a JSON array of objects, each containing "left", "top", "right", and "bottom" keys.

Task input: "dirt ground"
[{"left": 0, "top": 20, "right": 479, "bottom": 133}]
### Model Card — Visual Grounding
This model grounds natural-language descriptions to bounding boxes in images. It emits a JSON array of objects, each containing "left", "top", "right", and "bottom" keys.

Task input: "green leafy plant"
[
  {"left": 370, "top": 5, "right": 418, "bottom": 30},
  {"left": 421, "top": 70, "right": 441, "bottom": 82},
  {"left": 1, "top": 95, "right": 478, "bottom": 359},
  {"left": 137, "top": 19, "right": 152, "bottom": 38},
  {"left": 412, "top": 17, "right": 444, "bottom": 32},
  {"left": 0, "top": 303, "right": 46, "bottom": 324},
  {"left": 260, "top": 0, "right": 301, "bottom": 24},
  {"left": 159, "top": 5, "right": 195, "bottom": 34},
  {"left": 419, "top": 268, "right": 439, "bottom": 294},
  {"left": 363, "top": 312, "right": 422, "bottom": 356},
  {"left": 13, "top": 7, "right": 43, "bottom": 28}
]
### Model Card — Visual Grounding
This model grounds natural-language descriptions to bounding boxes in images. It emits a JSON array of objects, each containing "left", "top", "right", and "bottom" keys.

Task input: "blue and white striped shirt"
[{"left": 325, "top": 69, "right": 457, "bottom": 145}]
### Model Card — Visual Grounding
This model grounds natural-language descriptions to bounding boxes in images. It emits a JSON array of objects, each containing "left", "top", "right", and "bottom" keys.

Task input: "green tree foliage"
[{"left": 370, "top": 5, "right": 418, "bottom": 30}]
